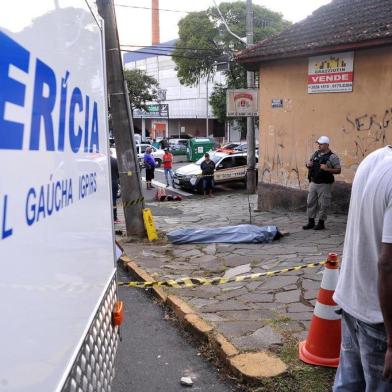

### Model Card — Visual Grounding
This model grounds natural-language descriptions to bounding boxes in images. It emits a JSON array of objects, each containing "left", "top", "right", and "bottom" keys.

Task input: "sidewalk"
[{"left": 118, "top": 191, "right": 347, "bottom": 386}]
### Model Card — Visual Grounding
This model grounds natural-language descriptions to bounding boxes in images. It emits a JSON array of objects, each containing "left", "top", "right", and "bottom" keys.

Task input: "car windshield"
[{"left": 195, "top": 153, "right": 222, "bottom": 165}]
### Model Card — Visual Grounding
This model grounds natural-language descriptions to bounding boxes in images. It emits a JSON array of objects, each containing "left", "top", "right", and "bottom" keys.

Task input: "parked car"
[
  {"left": 233, "top": 143, "right": 259, "bottom": 153},
  {"left": 136, "top": 144, "right": 165, "bottom": 167},
  {"left": 168, "top": 138, "right": 188, "bottom": 155},
  {"left": 173, "top": 151, "right": 258, "bottom": 192},
  {"left": 110, "top": 144, "right": 164, "bottom": 167}
]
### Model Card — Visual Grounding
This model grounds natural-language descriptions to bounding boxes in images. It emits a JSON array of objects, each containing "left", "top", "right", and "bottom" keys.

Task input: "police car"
[{"left": 174, "top": 151, "right": 257, "bottom": 192}]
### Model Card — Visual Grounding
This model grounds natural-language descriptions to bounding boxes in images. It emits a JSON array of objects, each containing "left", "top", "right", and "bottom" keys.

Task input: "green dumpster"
[{"left": 187, "top": 138, "right": 215, "bottom": 162}]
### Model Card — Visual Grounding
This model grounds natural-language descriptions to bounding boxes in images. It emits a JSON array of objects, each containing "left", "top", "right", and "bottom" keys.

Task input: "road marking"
[
  {"left": 155, "top": 169, "right": 164, "bottom": 173},
  {"left": 141, "top": 177, "right": 193, "bottom": 197}
]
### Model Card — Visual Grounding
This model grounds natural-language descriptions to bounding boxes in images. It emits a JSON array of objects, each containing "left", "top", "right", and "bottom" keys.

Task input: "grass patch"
[
  {"left": 250, "top": 338, "right": 335, "bottom": 392},
  {"left": 265, "top": 315, "right": 292, "bottom": 327}
]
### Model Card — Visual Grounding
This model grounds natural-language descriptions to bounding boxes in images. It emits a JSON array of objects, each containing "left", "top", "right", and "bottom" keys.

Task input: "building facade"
[
  {"left": 237, "top": 0, "right": 392, "bottom": 211},
  {"left": 123, "top": 40, "right": 228, "bottom": 140}
]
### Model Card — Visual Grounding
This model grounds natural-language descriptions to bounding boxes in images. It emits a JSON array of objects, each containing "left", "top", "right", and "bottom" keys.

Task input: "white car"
[
  {"left": 174, "top": 151, "right": 258, "bottom": 192},
  {"left": 136, "top": 144, "right": 165, "bottom": 167},
  {"left": 110, "top": 144, "right": 165, "bottom": 167}
]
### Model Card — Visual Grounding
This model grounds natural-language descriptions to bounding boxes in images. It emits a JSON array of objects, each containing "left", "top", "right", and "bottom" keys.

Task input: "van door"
[{"left": 214, "top": 157, "right": 235, "bottom": 183}]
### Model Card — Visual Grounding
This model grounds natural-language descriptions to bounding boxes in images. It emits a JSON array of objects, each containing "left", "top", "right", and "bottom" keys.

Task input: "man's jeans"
[
  {"left": 164, "top": 168, "right": 174, "bottom": 186},
  {"left": 333, "top": 311, "right": 392, "bottom": 391}
]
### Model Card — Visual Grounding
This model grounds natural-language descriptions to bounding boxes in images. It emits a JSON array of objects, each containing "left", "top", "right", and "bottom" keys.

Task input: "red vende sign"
[
  {"left": 308, "top": 72, "right": 353, "bottom": 85},
  {"left": 308, "top": 51, "right": 354, "bottom": 93}
]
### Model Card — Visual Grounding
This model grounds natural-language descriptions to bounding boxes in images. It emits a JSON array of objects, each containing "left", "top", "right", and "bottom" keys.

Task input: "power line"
[
  {"left": 120, "top": 43, "right": 231, "bottom": 52},
  {"left": 120, "top": 48, "right": 222, "bottom": 61},
  {"left": 114, "top": 3, "right": 189, "bottom": 13}
]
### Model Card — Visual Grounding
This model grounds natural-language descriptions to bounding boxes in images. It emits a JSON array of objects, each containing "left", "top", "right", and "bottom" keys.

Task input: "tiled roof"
[{"left": 236, "top": 0, "right": 392, "bottom": 65}]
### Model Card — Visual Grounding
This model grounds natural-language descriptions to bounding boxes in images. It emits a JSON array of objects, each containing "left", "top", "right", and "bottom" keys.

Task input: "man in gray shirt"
[
  {"left": 333, "top": 146, "right": 392, "bottom": 390},
  {"left": 302, "top": 136, "right": 341, "bottom": 230}
]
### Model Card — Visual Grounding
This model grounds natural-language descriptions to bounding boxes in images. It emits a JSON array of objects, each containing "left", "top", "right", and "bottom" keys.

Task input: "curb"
[{"left": 119, "top": 254, "right": 288, "bottom": 383}]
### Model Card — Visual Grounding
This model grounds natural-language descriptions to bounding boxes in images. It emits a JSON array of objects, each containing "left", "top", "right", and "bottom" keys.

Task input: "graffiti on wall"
[
  {"left": 343, "top": 107, "right": 392, "bottom": 160},
  {"left": 261, "top": 125, "right": 303, "bottom": 189}
]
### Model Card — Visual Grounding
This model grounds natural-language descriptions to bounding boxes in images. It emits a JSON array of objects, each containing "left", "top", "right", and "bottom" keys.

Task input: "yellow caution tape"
[
  {"left": 122, "top": 197, "right": 144, "bottom": 208},
  {"left": 118, "top": 260, "right": 335, "bottom": 288}
]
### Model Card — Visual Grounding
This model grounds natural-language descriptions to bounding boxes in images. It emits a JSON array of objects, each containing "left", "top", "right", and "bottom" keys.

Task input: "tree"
[
  {"left": 124, "top": 69, "right": 159, "bottom": 111},
  {"left": 173, "top": 1, "right": 290, "bottom": 129}
]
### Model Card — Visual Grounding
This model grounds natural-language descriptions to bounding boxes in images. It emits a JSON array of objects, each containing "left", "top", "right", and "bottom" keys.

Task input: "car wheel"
[{"left": 155, "top": 159, "right": 162, "bottom": 168}]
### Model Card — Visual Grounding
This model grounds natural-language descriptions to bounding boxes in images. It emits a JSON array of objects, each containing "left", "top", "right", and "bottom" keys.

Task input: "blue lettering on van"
[
  {"left": 69, "top": 87, "right": 83, "bottom": 153},
  {"left": 0, "top": 30, "right": 100, "bottom": 153},
  {"left": 30, "top": 59, "right": 57, "bottom": 151},
  {"left": 25, "top": 177, "right": 74, "bottom": 227},
  {"left": 0, "top": 31, "right": 30, "bottom": 150},
  {"left": 1, "top": 195, "right": 13, "bottom": 239}
]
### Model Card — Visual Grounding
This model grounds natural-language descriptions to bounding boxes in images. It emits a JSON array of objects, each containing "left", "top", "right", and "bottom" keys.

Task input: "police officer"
[{"left": 303, "top": 136, "right": 341, "bottom": 230}]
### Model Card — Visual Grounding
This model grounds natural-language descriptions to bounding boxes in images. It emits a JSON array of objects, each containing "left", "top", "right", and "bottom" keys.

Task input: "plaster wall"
[{"left": 258, "top": 46, "right": 392, "bottom": 191}]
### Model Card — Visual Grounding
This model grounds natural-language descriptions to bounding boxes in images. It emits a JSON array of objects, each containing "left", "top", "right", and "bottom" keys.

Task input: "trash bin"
[{"left": 187, "top": 138, "right": 215, "bottom": 162}]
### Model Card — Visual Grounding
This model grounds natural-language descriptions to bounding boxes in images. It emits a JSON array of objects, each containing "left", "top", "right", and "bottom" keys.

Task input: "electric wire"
[
  {"left": 120, "top": 44, "right": 233, "bottom": 52},
  {"left": 120, "top": 48, "right": 224, "bottom": 61},
  {"left": 114, "top": 3, "right": 189, "bottom": 13}
]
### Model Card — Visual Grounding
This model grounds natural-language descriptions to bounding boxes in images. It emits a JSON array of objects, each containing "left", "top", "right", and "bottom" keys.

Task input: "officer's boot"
[
  {"left": 302, "top": 218, "right": 315, "bottom": 230},
  {"left": 314, "top": 219, "right": 325, "bottom": 230}
]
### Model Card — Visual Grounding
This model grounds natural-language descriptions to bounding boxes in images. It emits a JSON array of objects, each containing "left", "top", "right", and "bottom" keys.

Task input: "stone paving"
[{"left": 119, "top": 191, "right": 347, "bottom": 353}]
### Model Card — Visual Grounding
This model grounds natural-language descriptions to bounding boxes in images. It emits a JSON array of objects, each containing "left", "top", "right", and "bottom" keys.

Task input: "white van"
[{"left": 0, "top": 2, "right": 120, "bottom": 391}]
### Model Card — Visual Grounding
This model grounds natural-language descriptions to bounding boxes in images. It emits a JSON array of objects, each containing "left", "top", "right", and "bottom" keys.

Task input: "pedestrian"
[
  {"left": 144, "top": 147, "right": 156, "bottom": 189},
  {"left": 163, "top": 148, "right": 175, "bottom": 188},
  {"left": 302, "top": 136, "right": 341, "bottom": 230},
  {"left": 159, "top": 137, "right": 169, "bottom": 150},
  {"left": 110, "top": 152, "right": 120, "bottom": 223},
  {"left": 200, "top": 152, "right": 215, "bottom": 197},
  {"left": 333, "top": 146, "right": 392, "bottom": 391}
]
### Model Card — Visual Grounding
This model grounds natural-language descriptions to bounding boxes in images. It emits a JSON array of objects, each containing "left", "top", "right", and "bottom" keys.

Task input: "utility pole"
[
  {"left": 97, "top": 0, "right": 146, "bottom": 237},
  {"left": 246, "top": 0, "right": 257, "bottom": 193},
  {"left": 206, "top": 76, "right": 209, "bottom": 137}
]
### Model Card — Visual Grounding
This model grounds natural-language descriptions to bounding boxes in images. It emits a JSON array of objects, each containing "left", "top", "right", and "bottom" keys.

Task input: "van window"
[
  {"left": 233, "top": 156, "right": 247, "bottom": 167},
  {"left": 218, "top": 157, "right": 235, "bottom": 169}
]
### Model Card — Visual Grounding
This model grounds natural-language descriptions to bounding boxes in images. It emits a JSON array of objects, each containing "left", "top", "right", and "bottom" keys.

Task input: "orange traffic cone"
[{"left": 299, "top": 253, "right": 341, "bottom": 367}]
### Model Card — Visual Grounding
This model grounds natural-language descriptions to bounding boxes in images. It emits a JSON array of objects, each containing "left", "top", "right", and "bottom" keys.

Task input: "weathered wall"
[{"left": 258, "top": 46, "right": 392, "bottom": 194}]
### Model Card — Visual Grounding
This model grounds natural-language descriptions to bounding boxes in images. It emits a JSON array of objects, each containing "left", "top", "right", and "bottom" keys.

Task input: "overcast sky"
[{"left": 115, "top": 0, "right": 332, "bottom": 48}]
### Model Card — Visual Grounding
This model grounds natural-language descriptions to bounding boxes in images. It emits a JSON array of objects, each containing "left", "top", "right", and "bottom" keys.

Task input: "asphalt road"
[{"left": 112, "top": 267, "right": 239, "bottom": 392}]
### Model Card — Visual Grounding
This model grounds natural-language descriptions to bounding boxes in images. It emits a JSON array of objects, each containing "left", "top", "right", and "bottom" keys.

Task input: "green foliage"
[
  {"left": 174, "top": 1, "right": 290, "bottom": 86},
  {"left": 174, "top": 11, "right": 221, "bottom": 86},
  {"left": 124, "top": 69, "right": 159, "bottom": 111},
  {"left": 173, "top": 1, "right": 290, "bottom": 129}
]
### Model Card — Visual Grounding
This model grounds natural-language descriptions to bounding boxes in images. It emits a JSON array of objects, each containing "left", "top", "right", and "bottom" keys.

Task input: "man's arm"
[
  {"left": 379, "top": 242, "right": 392, "bottom": 381},
  {"left": 320, "top": 165, "right": 341, "bottom": 174},
  {"left": 320, "top": 154, "right": 341, "bottom": 174},
  {"left": 306, "top": 153, "right": 314, "bottom": 168}
]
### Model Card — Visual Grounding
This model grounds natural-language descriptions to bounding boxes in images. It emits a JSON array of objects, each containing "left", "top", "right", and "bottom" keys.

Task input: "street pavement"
[
  {"left": 119, "top": 191, "right": 346, "bottom": 354},
  {"left": 112, "top": 266, "right": 239, "bottom": 392}
]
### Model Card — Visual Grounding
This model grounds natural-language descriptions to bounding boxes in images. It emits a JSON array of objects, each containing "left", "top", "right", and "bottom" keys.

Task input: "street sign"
[
  {"left": 226, "top": 89, "right": 259, "bottom": 117},
  {"left": 159, "top": 103, "right": 169, "bottom": 117},
  {"left": 272, "top": 99, "right": 283, "bottom": 108},
  {"left": 133, "top": 103, "right": 169, "bottom": 118}
]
